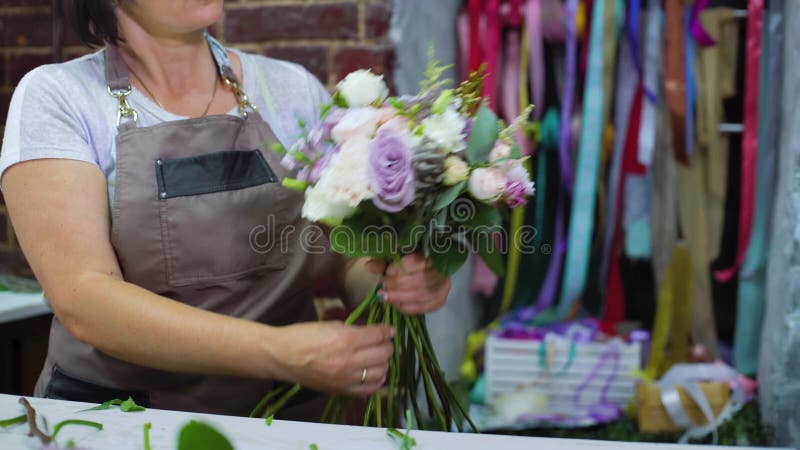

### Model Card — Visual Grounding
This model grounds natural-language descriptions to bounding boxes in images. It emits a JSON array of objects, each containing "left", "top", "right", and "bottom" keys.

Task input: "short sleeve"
[
  {"left": 304, "top": 70, "right": 332, "bottom": 124},
  {"left": 0, "top": 66, "right": 99, "bottom": 185}
]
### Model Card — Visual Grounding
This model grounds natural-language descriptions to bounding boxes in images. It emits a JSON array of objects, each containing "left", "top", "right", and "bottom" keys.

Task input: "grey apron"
[{"left": 34, "top": 35, "right": 336, "bottom": 417}]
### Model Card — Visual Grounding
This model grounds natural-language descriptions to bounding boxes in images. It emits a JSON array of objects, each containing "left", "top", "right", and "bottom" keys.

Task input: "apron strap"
[{"left": 104, "top": 32, "right": 257, "bottom": 128}]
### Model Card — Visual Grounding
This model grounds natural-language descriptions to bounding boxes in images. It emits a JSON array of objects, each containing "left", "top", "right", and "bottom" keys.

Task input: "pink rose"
[
  {"left": 489, "top": 142, "right": 512, "bottom": 162},
  {"left": 468, "top": 168, "right": 507, "bottom": 203},
  {"left": 331, "top": 107, "right": 386, "bottom": 144}
]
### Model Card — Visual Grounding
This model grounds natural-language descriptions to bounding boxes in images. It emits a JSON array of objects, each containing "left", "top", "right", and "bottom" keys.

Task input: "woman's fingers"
[
  {"left": 350, "top": 342, "right": 393, "bottom": 369},
  {"left": 364, "top": 258, "right": 387, "bottom": 274},
  {"left": 348, "top": 324, "right": 394, "bottom": 351}
]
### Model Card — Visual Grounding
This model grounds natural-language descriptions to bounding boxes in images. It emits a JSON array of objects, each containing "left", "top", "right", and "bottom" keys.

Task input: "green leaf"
[
  {"left": 177, "top": 421, "right": 235, "bottom": 450},
  {"left": 388, "top": 97, "right": 406, "bottom": 111},
  {"left": 319, "top": 103, "right": 334, "bottom": 120},
  {"left": 466, "top": 103, "right": 499, "bottom": 165},
  {"left": 51, "top": 419, "right": 103, "bottom": 440},
  {"left": 430, "top": 241, "right": 469, "bottom": 277},
  {"left": 431, "top": 89, "right": 454, "bottom": 115},
  {"left": 281, "top": 178, "right": 309, "bottom": 191},
  {"left": 455, "top": 202, "right": 501, "bottom": 229},
  {"left": 265, "top": 415, "right": 274, "bottom": 427},
  {"left": 119, "top": 396, "right": 145, "bottom": 412},
  {"left": 79, "top": 399, "right": 122, "bottom": 412},
  {"left": 433, "top": 181, "right": 467, "bottom": 211},
  {"left": 509, "top": 143, "right": 521, "bottom": 159},
  {"left": 330, "top": 223, "right": 396, "bottom": 259},
  {"left": 270, "top": 142, "right": 287, "bottom": 155},
  {"left": 0, "top": 414, "right": 26, "bottom": 428},
  {"left": 332, "top": 91, "right": 348, "bottom": 108},
  {"left": 309, "top": 445, "right": 319, "bottom": 450},
  {"left": 476, "top": 238, "right": 505, "bottom": 277}
]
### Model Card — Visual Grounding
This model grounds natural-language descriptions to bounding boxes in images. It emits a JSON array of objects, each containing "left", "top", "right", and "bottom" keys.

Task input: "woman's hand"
[
  {"left": 271, "top": 321, "right": 394, "bottom": 396},
  {"left": 366, "top": 253, "right": 452, "bottom": 315}
]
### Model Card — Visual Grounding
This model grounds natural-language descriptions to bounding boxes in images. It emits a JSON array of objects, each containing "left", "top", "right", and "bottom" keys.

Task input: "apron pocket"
[
  {"left": 157, "top": 149, "right": 294, "bottom": 287},
  {"left": 155, "top": 150, "right": 276, "bottom": 199},
  {"left": 44, "top": 365, "right": 150, "bottom": 407}
]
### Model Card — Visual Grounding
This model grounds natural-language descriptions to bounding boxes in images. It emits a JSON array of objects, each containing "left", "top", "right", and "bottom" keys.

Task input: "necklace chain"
[{"left": 129, "top": 67, "right": 218, "bottom": 117}]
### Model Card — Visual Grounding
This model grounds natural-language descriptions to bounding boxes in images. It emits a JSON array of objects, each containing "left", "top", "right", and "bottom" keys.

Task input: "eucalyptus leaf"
[
  {"left": 119, "top": 397, "right": 145, "bottom": 412},
  {"left": 433, "top": 181, "right": 467, "bottom": 211},
  {"left": 177, "top": 421, "right": 235, "bottom": 450},
  {"left": 466, "top": 104, "right": 499, "bottom": 165}
]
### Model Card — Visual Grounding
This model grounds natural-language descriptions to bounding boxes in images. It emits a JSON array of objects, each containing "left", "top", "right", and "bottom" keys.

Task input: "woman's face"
[{"left": 119, "top": 0, "right": 223, "bottom": 38}]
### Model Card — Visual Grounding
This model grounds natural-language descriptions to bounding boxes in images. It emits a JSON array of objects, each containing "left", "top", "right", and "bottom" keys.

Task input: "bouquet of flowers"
[{"left": 253, "top": 53, "right": 534, "bottom": 431}]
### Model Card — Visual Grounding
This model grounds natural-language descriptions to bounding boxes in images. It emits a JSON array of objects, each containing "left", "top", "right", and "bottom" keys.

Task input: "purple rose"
[
  {"left": 309, "top": 149, "right": 338, "bottom": 183},
  {"left": 504, "top": 180, "right": 529, "bottom": 208},
  {"left": 368, "top": 130, "right": 416, "bottom": 212}
]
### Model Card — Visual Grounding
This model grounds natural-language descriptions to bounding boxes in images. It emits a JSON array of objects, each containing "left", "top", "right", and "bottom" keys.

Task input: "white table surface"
[
  {"left": 0, "top": 394, "right": 782, "bottom": 450},
  {"left": 0, "top": 291, "right": 49, "bottom": 324}
]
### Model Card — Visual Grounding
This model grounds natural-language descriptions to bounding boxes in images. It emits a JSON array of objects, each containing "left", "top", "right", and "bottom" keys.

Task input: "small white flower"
[
  {"left": 421, "top": 107, "right": 467, "bottom": 153},
  {"left": 337, "top": 69, "right": 389, "bottom": 108},
  {"left": 443, "top": 156, "right": 470, "bottom": 186},
  {"left": 489, "top": 142, "right": 512, "bottom": 162}
]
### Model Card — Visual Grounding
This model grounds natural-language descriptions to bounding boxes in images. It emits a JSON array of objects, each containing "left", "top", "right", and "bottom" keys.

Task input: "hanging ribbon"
[
  {"left": 644, "top": 245, "right": 692, "bottom": 380},
  {"left": 557, "top": 0, "right": 607, "bottom": 320},
  {"left": 684, "top": 7, "right": 697, "bottom": 157},
  {"left": 664, "top": 0, "right": 688, "bottom": 164},
  {"left": 498, "top": 1, "right": 527, "bottom": 315},
  {"left": 482, "top": 0, "right": 502, "bottom": 108},
  {"left": 689, "top": 0, "right": 717, "bottom": 47},
  {"left": 714, "top": 0, "right": 764, "bottom": 283},
  {"left": 735, "top": 0, "right": 782, "bottom": 376},
  {"left": 467, "top": 0, "right": 483, "bottom": 74},
  {"left": 638, "top": 0, "right": 663, "bottom": 166},
  {"left": 527, "top": 0, "right": 545, "bottom": 122},
  {"left": 523, "top": 0, "right": 579, "bottom": 323}
]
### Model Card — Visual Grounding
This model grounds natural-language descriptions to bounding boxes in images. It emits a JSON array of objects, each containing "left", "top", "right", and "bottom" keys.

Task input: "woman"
[{"left": 0, "top": 0, "right": 451, "bottom": 417}]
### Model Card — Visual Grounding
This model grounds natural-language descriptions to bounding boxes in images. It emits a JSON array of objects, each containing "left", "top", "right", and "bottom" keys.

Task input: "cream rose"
[
  {"left": 443, "top": 156, "right": 470, "bottom": 186},
  {"left": 336, "top": 69, "right": 389, "bottom": 107},
  {"left": 489, "top": 142, "right": 512, "bottom": 162},
  {"left": 468, "top": 167, "right": 507, "bottom": 203}
]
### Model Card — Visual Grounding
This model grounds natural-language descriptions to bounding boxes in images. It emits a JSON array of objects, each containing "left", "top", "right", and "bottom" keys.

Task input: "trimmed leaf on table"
[
  {"left": 120, "top": 397, "right": 145, "bottom": 412},
  {"left": 0, "top": 414, "right": 26, "bottom": 428},
  {"left": 177, "top": 421, "right": 235, "bottom": 450},
  {"left": 466, "top": 103, "right": 499, "bottom": 165}
]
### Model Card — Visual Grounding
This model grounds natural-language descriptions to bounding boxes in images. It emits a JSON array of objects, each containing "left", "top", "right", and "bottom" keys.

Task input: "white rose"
[
  {"left": 421, "top": 107, "right": 468, "bottom": 152},
  {"left": 337, "top": 69, "right": 389, "bottom": 107},
  {"left": 468, "top": 167, "right": 507, "bottom": 203},
  {"left": 302, "top": 184, "right": 356, "bottom": 222},
  {"left": 443, "top": 156, "right": 470, "bottom": 186},
  {"left": 326, "top": 136, "right": 374, "bottom": 206}
]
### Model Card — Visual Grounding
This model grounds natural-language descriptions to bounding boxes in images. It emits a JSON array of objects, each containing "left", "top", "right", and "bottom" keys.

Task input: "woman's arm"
[{"left": 3, "top": 159, "right": 393, "bottom": 395}]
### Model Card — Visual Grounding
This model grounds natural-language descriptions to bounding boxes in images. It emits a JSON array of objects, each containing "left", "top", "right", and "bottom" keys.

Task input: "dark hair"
[{"left": 68, "top": 0, "right": 121, "bottom": 47}]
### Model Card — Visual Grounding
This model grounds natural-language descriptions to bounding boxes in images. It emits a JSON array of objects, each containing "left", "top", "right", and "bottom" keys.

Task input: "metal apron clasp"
[{"left": 108, "top": 85, "right": 139, "bottom": 128}]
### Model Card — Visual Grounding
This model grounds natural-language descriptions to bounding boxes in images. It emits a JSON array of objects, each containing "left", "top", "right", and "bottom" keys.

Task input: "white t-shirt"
[{"left": 0, "top": 48, "right": 329, "bottom": 204}]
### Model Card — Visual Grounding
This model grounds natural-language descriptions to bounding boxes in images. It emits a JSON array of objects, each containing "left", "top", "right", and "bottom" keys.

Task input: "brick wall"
[{"left": 0, "top": 0, "right": 395, "bottom": 264}]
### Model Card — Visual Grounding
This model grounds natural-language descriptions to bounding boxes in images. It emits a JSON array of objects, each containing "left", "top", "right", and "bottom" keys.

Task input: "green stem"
[
  {"left": 51, "top": 419, "right": 103, "bottom": 440},
  {"left": 263, "top": 384, "right": 301, "bottom": 419},
  {"left": 363, "top": 396, "right": 375, "bottom": 427},
  {"left": 345, "top": 284, "right": 380, "bottom": 326},
  {"left": 250, "top": 383, "right": 291, "bottom": 418},
  {"left": 405, "top": 316, "right": 447, "bottom": 430},
  {"left": 143, "top": 422, "right": 152, "bottom": 450}
]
